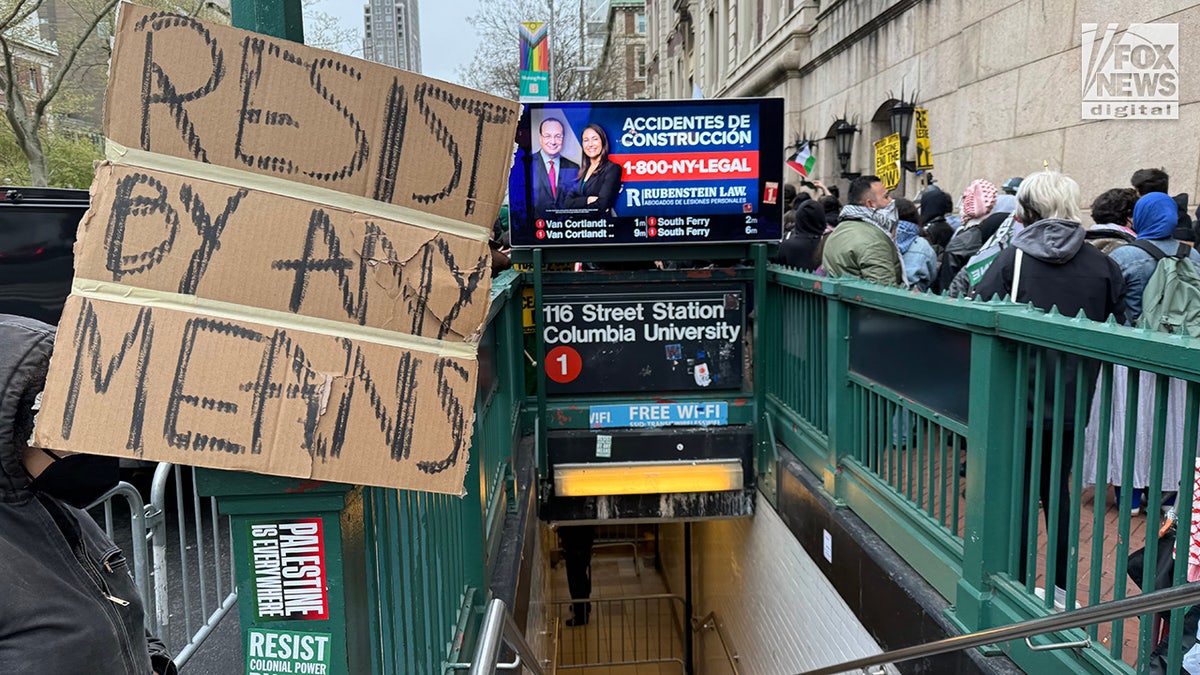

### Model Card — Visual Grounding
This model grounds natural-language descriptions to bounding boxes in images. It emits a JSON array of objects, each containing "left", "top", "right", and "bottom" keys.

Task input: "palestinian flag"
[{"left": 788, "top": 141, "right": 816, "bottom": 178}]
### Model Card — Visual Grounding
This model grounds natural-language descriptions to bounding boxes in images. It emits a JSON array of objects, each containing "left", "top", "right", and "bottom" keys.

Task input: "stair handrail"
[
  {"left": 693, "top": 610, "right": 741, "bottom": 675},
  {"left": 796, "top": 582, "right": 1200, "bottom": 675},
  {"left": 461, "top": 597, "right": 545, "bottom": 675}
]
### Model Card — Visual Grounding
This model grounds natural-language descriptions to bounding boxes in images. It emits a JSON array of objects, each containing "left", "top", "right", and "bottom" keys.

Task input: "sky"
[{"left": 312, "top": 0, "right": 480, "bottom": 85}]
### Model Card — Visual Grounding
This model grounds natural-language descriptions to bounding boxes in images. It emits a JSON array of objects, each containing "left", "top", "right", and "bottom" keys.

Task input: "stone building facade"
[
  {"left": 647, "top": 0, "right": 1200, "bottom": 207},
  {"left": 598, "top": 0, "right": 650, "bottom": 100}
]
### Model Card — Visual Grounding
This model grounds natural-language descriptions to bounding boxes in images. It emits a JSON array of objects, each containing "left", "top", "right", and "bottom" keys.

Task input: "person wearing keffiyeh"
[
  {"left": 934, "top": 179, "right": 1002, "bottom": 293},
  {"left": 820, "top": 175, "right": 905, "bottom": 286}
]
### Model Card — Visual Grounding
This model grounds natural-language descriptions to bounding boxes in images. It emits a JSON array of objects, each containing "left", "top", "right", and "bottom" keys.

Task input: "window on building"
[
  {"left": 636, "top": 48, "right": 646, "bottom": 79},
  {"left": 27, "top": 67, "right": 38, "bottom": 93},
  {"left": 727, "top": 1, "right": 737, "bottom": 68},
  {"left": 636, "top": 12, "right": 646, "bottom": 33}
]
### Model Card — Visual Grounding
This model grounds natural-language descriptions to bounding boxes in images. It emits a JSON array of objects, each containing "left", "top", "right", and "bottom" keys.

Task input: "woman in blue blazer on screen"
[{"left": 564, "top": 124, "right": 622, "bottom": 215}]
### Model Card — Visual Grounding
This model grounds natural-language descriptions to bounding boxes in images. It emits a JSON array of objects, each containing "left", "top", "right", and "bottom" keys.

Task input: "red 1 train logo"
[{"left": 545, "top": 345, "right": 583, "bottom": 383}]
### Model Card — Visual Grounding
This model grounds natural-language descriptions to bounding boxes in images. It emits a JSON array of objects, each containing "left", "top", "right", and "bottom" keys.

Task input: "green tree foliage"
[{"left": 0, "top": 121, "right": 100, "bottom": 187}]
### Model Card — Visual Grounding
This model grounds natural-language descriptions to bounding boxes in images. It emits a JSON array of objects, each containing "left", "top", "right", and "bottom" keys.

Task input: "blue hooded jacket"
[{"left": 895, "top": 220, "right": 938, "bottom": 291}]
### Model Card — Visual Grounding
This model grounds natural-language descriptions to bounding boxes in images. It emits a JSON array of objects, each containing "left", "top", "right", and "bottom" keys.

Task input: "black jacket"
[
  {"left": 0, "top": 314, "right": 174, "bottom": 675},
  {"left": 563, "top": 160, "right": 621, "bottom": 214},
  {"left": 532, "top": 151, "right": 579, "bottom": 216},
  {"left": 974, "top": 219, "right": 1126, "bottom": 430},
  {"left": 775, "top": 200, "right": 827, "bottom": 271},
  {"left": 934, "top": 210, "right": 1009, "bottom": 294}
]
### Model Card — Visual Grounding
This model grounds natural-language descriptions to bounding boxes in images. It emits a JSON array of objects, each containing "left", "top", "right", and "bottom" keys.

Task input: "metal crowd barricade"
[
  {"left": 552, "top": 594, "right": 687, "bottom": 671},
  {"left": 89, "top": 462, "right": 239, "bottom": 669}
]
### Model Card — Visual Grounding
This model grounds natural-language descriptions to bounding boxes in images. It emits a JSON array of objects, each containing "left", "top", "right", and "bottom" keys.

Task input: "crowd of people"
[
  {"left": 777, "top": 166, "right": 1200, "bottom": 613},
  {"left": 777, "top": 167, "right": 1200, "bottom": 302}
]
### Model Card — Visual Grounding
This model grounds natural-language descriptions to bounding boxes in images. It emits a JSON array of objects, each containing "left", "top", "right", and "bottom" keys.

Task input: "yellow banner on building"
[
  {"left": 914, "top": 108, "right": 933, "bottom": 170},
  {"left": 873, "top": 133, "right": 902, "bottom": 192}
]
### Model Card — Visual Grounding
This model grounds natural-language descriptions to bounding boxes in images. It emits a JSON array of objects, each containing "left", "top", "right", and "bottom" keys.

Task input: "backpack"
[{"left": 1132, "top": 241, "right": 1200, "bottom": 336}]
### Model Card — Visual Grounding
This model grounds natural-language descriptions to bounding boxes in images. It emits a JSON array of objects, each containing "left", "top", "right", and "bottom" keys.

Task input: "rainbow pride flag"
[{"left": 520, "top": 22, "right": 549, "bottom": 72}]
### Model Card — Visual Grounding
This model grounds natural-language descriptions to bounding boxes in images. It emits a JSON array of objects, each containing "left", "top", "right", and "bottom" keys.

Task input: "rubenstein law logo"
[{"left": 1082, "top": 23, "right": 1178, "bottom": 120}]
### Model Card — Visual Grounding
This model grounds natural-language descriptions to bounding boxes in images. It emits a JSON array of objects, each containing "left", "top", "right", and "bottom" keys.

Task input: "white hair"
[{"left": 1016, "top": 170, "right": 1082, "bottom": 223}]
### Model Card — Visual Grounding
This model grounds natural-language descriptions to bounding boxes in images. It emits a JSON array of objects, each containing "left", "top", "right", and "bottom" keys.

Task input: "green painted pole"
[
  {"left": 533, "top": 249, "right": 548, "bottom": 479},
  {"left": 194, "top": 7, "right": 370, "bottom": 675},
  {"left": 195, "top": 472, "right": 369, "bottom": 675},
  {"left": 824, "top": 289, "right": 853, "bottom": 501},
  {"left": 952, "top": 331, "right": 1019, "bottom": 633},
  {"left": 229, "top": 0, "right": 304, "bottom": 42},
  {"left": 752, "top": 244, "right": 772, "bottom": 501}
]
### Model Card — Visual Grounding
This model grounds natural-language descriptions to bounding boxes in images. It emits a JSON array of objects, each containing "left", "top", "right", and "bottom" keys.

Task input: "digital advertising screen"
[{"left": 508, "top": 98, "right": 785, "bottom": 248}]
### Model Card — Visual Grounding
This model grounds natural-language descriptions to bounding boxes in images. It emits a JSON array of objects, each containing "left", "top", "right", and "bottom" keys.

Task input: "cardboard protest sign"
[
  {"left": 914, "top": 108, "right": 933, "bottom": 170},
  {"left": 873, "top": 133, "right": 901, "bottom": 192},
  {"left": 77, "top": 163, "right": 492, "bottom": 340},
  {"left": 33, "top": 6, "right": 518, "bottom": 494},
  {"left": 104, "top": 4, "right": 519, "bottom": 230},
  {"left": 37, "top": 293, "right": 477, "bottom": 493}
]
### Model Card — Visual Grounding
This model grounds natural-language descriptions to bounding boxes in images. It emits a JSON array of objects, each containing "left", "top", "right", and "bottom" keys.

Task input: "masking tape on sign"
[
  {"left": 105, "top": 140, "right": 489, "bottom": 243},
  {"left": 71, "top": 278, "right": 479, "bottom": 361}
]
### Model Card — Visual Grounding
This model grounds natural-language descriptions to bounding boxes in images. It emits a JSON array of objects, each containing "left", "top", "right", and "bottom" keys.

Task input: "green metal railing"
[
  {"left": 362, "top": 271, "right": 526, "bottom": 673},
  {"left": 764, "top": 265, "right": 1200, "bottom": 675}
]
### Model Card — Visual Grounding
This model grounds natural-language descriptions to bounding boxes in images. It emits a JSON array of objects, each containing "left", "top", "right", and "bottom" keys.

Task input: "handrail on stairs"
[
  {"left": 796, "top": 582, "right": 1200, "bottom": 675},
  {"left": 693, "top": 610, "right": 741, "bottom": 675},
  {"left": 446, "top": 598, "right": 545, "bottom": 675}
]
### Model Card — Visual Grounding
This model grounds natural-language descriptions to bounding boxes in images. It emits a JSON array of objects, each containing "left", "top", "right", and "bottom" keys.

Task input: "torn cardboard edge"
[
  {"left": 71, "top": 278, "right": 479, "bottom": 360},
  {"left": 106, "top": 141, "right": 490, "bottom": 244}
]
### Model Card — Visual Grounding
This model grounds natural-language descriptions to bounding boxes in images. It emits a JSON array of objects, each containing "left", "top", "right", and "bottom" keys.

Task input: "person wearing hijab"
[
  {"left": 1110, "top": 192, "right": 1200, "bottom": 322},
  {"left": 1084, "top": 192, "right": 1200, "bottom": 522}
]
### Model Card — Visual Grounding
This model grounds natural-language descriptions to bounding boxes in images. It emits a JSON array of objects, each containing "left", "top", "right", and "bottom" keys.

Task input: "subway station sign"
[
  {"left": 541, "top": 287, "right": 745, "bottom": 394},
  {"left": 509, "top": 98, "right": 784, "bottom": 247}
]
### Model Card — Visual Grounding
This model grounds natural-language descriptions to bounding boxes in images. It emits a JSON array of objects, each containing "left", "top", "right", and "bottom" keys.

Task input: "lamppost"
[
  {"left": 834, "top": 119, "right": 860, "bottom": 181},
  {"left": 889, "top": 97, "right": 916, "bottom": 195}
]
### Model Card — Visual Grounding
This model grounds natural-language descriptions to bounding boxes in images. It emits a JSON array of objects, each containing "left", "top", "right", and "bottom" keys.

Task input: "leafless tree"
[
  {"left": 460, "top": 0, "right": 624, "bottom": 102},
  {"left": 304, "top": 0, "right": 360, "bottom": 56}
]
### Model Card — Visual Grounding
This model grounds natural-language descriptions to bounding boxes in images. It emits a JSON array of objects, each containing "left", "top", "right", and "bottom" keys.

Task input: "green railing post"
[
  {"left": 533, "top": 249, "right": 548, "bottom": 478},
  {"left": 951, "top": 329, "right": 1019, "bottom": 633},
  {"left": 195, "top": 472, "right": 369, "bottom": 675},
  {"left": 193, "top": 10, "right": 371, "bottom": 675},
  {"left": 824, "top": 290, "right": 853, "bottom": 500},
  {"left": 229, "top": 0, "right": 304, "bottom": 42},
  {"left": 753, "top": 243, "right": 773, "bottom": 501}
]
